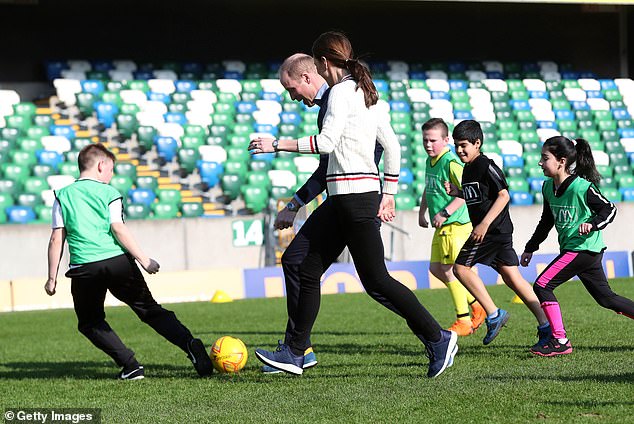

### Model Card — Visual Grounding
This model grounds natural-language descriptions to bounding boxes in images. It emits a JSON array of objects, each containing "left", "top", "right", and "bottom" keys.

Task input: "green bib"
[
  {"left": 55, "top": 179, "right": 126, "bottom": 264},
  {"left": 542, "top": 177, "right": 605, "bottom": 252},
  {"left": 425, "top": 150, "right": 470, "bottom": 226}
]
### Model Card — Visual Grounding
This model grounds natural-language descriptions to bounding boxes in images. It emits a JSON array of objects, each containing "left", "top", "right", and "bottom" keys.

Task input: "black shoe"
[
  {"left": 117, "top": 365, "right": 145, "bottom": 381},
  {"left": 187, "top": 338, "right": 214, "bottom": 377}
]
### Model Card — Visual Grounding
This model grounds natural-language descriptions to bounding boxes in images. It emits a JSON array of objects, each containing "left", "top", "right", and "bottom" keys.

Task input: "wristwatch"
[
  {"left": 440, "top": 208, "right": 451, "bottom": 218},
  {"left": 286, "top": 201, "right": 298, "bottom": 212},
  {"left": 272, "top": 140, "right": 279, "bottom": 152}
]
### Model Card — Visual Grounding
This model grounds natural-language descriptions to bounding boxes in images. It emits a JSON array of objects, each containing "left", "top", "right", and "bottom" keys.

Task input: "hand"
[
  {"left": 419, "top": 216, "right": 429, "bottom": 228},
  {"left": 578, "top": 223, "right": 592, "bottom": 235},
  {"left": 470, "top": 222, "right": 489, "bottom": 243},
  {"left": 142, "top": 258, "right": 160, "bottom": 274},
  {"left": 520, "top": 252, "right": 533, "bottom": 267},
  {"left": 444, "top": 181, "right": 459, "bottom": 197},
  {"left": 274, "top": 208, "right": 297, "bottom": 230},
  {"left": 377, "top": 194, "right": 396, "bottom": 222},
  {"left": 44, "top": 278, "right": 56, "bottom": 296},
  {"left": 431, "top": 213, "right": 447, "bottom": 229},
  {"left": 248, "top": 137, "right": 276, "bottom": 154}
]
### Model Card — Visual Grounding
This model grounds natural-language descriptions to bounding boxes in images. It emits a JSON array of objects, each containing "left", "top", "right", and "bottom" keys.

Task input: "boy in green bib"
[
  {"left": 521, "top": 136, "right": 634, "bottom": 356},
  {"left": 45, "top": 144, "right": 213, "bottom": 379},
  {"left": 418, "top": 118, "right": 486, "bottom": 336}
]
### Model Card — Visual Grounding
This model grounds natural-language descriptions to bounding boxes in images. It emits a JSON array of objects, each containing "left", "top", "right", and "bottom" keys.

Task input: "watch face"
[{"left": 287, "top": 202, "right": 297, "bottom": 211}]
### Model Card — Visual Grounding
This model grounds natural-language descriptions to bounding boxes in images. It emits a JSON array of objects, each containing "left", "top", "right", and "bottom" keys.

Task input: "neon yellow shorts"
[{"left": 430, "top": 222, "right": 473, "bottom": 265}]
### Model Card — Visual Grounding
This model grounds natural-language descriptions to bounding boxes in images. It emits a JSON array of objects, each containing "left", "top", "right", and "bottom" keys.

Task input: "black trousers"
[
  {"left": 533, "top": 251, "right": 634, "bottom": 318},
  {"left": 67, "top": 253, "right": 193, "bottom": 368},
  {"left": 282, "top": 196, "right": 409, "bottom": 347},
  {"left": 286, "top": 192, "right": 442, "bottom": 353}
]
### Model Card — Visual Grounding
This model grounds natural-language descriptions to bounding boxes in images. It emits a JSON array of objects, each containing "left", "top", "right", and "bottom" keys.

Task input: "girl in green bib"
[{"left": 521, "top": 136, "right": 634, "bottom": 357}]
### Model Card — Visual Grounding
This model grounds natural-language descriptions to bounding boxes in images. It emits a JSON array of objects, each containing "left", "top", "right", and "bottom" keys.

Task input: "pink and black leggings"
[{"left": 533, "top": 251, "right": 634, "bottom": 338}]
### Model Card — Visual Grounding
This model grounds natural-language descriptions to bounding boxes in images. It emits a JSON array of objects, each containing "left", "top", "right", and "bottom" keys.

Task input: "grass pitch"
[{"left": 1, "top": 278, "right": 633, "bottom": 423}]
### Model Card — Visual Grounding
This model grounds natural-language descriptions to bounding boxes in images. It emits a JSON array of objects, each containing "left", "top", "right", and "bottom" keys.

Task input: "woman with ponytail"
[
  {"left": 520, "top": 136, "right": 634, "bottom": 357},
  {"left": 249, "top": 31, "right": 457, "bottom": 378}
]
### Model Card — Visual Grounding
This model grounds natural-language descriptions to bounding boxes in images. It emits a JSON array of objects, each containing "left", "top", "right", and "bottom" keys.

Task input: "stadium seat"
[
  {"left": 151, "top": 202, "right": 179, "bottom": 219},
  {"left": 125, "top": 203, "right": 151, "bottom": 220},
  {"left": 241, "top": 185, "right": 269, "bottom": 213},
  {"left": 181, "top": 202, "right": 204, "bottom": 218},
  {"left": 128, "top": 188, "right": 156, "bottom": 207},
  {"left": 394, "top": 193, "right": 417, "bottom": 210},
  {"left": 6, "top": 205, "right": 36, "bottom": 224}
]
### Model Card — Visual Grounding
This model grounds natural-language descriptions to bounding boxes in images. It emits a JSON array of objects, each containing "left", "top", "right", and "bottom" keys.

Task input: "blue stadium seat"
[
  {"left": 510, "top": 191, "right": 533, "bottom": 206},
  {"left": 128, "top": 188, "right": 156, "bottom": 207},
  {"left": 280, "top": 112, "right": 301, "bottom": 125},
  {"left": 94, "top": 102, "right": 118, "bottom": 128},
  {"left": 175, "top": 80, "right": 196, "bottom": 92},
  {"left": 613, "top": 109, "right": 631, "bottom": 120},
  {"left": 80, "top": 80, "right": 105, "bottom": 95},
  {"left": 389, "top": 101, "right": 411, "bottom": 113},
  {"left": 555, "top": 110, "right": 575, "bottom": 121},
  {"left": 528, "top": 91, "right": 548, "bottom": 99},
  {"left": 586, "top": 90, "right": 603, "bottom": 99},
  {"left": 399, "top": 167, "right": 414, "bottom": 185},
  {"left": 198, "top": 161, "right": 224, "bottom": 187},
  {"left": 164, "top": 112, "right": 187, "bottom": 125},
  {"left": 262, "top": 92, "right": 282, "bottom": 102},
  {"left": 155, "top": 136, "right": 179, "bottom": 161},
  {"left": 528, "top": 177, "right": 545, "bottom": 192},
  {"left": 502, "top": 154, "right": 524, "bottom": 168},
  {"left": 449, "top": 80, "right": 468, "bottom": 91},
  {"left": 236, "top": 102, "right": 257, "bottom": 114},
  {"left": 430, "top": 91, "right": 450, "bottom": 100},
  {"left": 36, "top": 150, "right": 64, "bottom": 169},
  {"left": 49, "top": 125, "right": 75, "bottom": 140},
  {"left": 148, "top": 92, "right": 170, "bottom": 103},
  {"left": 6, "top": 205, "right": 36, "bottom": 224},
  {"left": 621, "top": 187, "right": 634, "bottom": 202}
]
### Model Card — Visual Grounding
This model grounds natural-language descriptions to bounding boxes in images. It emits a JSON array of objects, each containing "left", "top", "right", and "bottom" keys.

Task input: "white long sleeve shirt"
[{"left": 297, "top": 78, "right": 400, "bottom": 196}]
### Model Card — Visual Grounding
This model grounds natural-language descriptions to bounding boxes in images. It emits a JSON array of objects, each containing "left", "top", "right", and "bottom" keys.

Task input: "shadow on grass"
[
  {"left": 485, "top": 371, "right": 634, "bottom": 384},
  {"left": 0, "top": 361, "right": 199, "bottom": 380}
]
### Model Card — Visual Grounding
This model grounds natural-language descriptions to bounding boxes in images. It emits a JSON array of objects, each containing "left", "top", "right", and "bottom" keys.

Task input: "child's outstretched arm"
[
  {"left": 45, "top": 227, "right": 66, "bottom": 295},
  {"left": 111, "top": 223, "right": 160, "bottom": 274}
]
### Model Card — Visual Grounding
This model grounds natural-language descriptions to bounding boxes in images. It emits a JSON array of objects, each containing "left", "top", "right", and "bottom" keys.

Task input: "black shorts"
[{"left": 455, "top": 233, "right": 519, "bottom": 269}]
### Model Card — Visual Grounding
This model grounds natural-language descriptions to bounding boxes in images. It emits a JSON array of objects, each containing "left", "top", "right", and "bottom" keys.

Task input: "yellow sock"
[{"left": 446, "top": 280, "right": 471, "bottom": 321}]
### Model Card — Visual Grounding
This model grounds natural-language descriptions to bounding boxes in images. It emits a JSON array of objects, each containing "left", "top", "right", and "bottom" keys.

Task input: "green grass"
[{"left": 1, "top": 279, "right": 633, "bottom": 423}]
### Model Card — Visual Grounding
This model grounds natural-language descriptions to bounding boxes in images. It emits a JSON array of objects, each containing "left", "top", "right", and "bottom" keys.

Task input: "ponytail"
[
  {"left": 542, "top": 136, "right": 602, "bottom": 186},
  {"left": 312, "top": 31, "right": 378, "bottom": 108},
  {"left": 574, "top": 138, "right": 601, "bottom": 186},
  {"left": 345, "top": 59, "right": 378, "bottom": 107}
]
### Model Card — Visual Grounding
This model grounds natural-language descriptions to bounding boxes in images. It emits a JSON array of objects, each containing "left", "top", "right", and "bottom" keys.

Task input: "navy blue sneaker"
[
  {"left": 255, "top": 342, "right": 303, "bottom": 375},
  {"left": 536, "top": 322, "right": 552, "bottom": 347},
  {"left": 483, "top": 309, "right": 510, "bottom": 345},
  {"left": 262, "top": 345, "right": 318, "bottom": 374},
  {"left": 425, "top": 330, "right": 458, "bottom": 378}
]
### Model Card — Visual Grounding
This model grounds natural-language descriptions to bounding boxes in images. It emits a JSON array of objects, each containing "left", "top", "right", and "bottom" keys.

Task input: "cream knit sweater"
[{"left": 297, "top": 79, "right": 400, "bottom": 195}]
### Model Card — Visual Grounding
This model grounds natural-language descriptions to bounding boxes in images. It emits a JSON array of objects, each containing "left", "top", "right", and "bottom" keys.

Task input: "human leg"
[
  {"left": 577, "top": 252, "right": 634, "bottom": 318},
  {"left": 68, "top": 262, "right": 138, "bottom": 370},
  {"left": 106, "top": 254, "right": 212, "bottom": 375},
  {"left": 498, "top": 265, "right": 548, "bottom": 325}
]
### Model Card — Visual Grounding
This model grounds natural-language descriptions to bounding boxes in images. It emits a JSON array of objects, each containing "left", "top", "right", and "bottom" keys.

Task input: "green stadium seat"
[
  {"left": 241, "top": 185, "right": 269, "bottom": 213},
  {"left": 270, "top": 185, "right": 292, "bottom": 200},
  {"left": 137, "top": 126, "right": 157, "bottom": 151},
  {"left": 223, "top": 160, "right": 248, "bottom": 180},
  {"left": 110, "top": 175, "right": 134, "bottom": 197},
  {"left": 23, "top": 176, "right": 49, "bottom": 195},
  {"left": 178, "top": 148, "right": 201, "bottom": 174},
  {"left": 156, "top": 188, "right": 182, "bottom": 205},
  {"left": 0, "top": 179, "right": 20, "bottom": 196},
  {"left": 125, "top": 203, "right": 151, "bottom": 220},
  {"left": 35, "top": 204, "right": 52, "bottom": 223},
  {"left": 13, "top": 102, "right": 36, "bottom": 118},
  {"left": 10, "top": 150, "right": 36, "bottom": 167},
  {"left": 601, "top": 188, "right": 621, "bottom": 202},
  {"left": 59, "top": 162, "right": 79, "bottom": 178},
  {"left": 394, "top": 193, "right": 417, "bottom": 210},
  {"left": 16, "top": 192, "right": 41, "bottom": 208},
  {"left": 114, "top": 162, "right": 137, "bottom": 179},
  {"left": 151, "top": 202, "right": 179, "bottom": 219},
  {"left": 220, "top": 174, "right": 243, "bottom": 202},
  {"left": 135, "top": 176, "right": 158, "bottom": 191},
  {"left": 180, "top": 202, "right": 204, "bottom": 218},
  {"left": 616, "top": 174, "right": 634, "bottom": 188},
  {"left": 116, "top": 114, "right": 139, "bottom": 138},
  {"left": 0, "top": 192, "right": 14, "bottom": 209},
  {"left": 26, "top": 126, "right": 49, "bottom": 141},
  {"left": 1, "top": 163, "right": 29, "bottom": 183}
]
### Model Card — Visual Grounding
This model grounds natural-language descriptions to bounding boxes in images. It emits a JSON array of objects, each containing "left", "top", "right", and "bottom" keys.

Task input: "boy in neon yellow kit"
[{"left": 418, "top": 118, "right": 485, "bottom": 336}]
